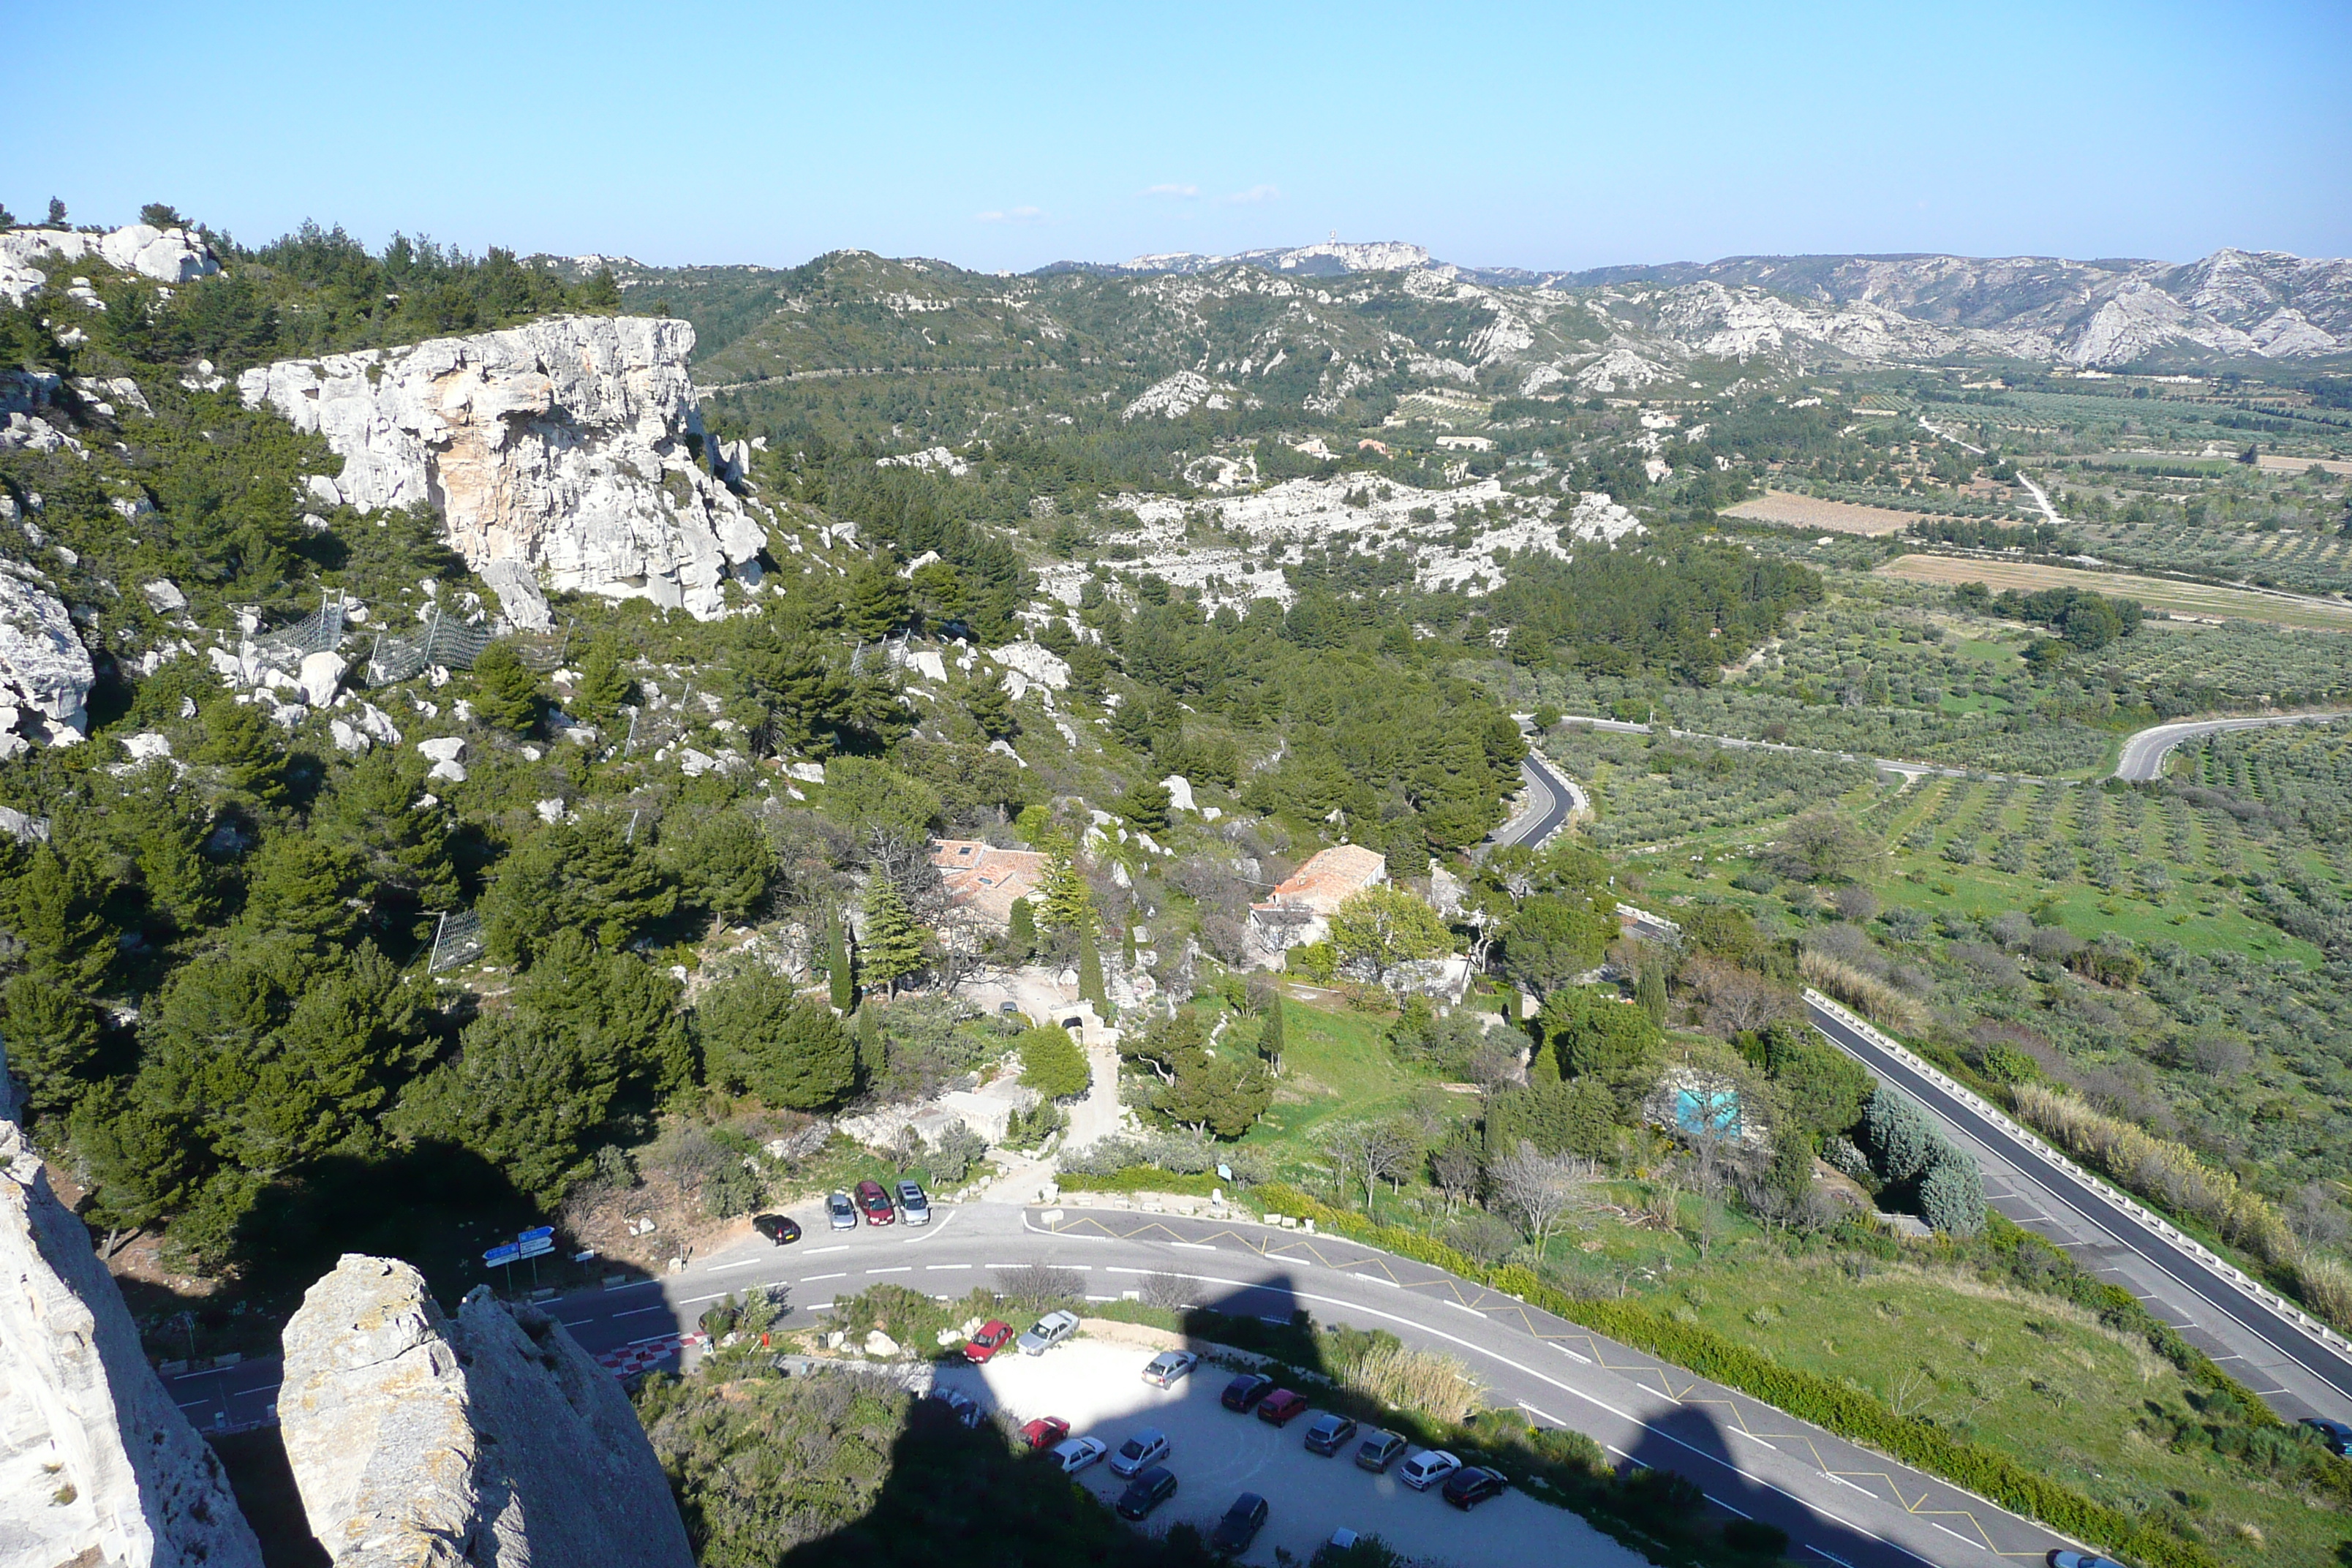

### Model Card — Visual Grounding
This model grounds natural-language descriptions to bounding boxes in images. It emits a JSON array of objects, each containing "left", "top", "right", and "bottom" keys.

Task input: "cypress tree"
[
  {"left": 1259, "top": 994, "right": 1286, "bottom": 1076},
  {"left": 1636, "top": 961, "right": 1667, "bottom": 1026},
  {"left": 826, "top": 908, "right": 853, "bottom": 1011},
  {"left": 859, "top": 876, "right": 927, "bottom": 997},
  {"left": 1006, "top": 898, "right": 1037, "bottom": 962},
  {"left": 1077, "top": 921, "right": 1107, "bottom": 1015}
]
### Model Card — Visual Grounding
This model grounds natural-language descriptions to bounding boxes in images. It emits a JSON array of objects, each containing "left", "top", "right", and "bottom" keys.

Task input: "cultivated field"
[
  {"left": 1724, "top": 489, "right": 1922, "bottom": 535},
  {"left": 1874, "top": 553, "right": 2352, "bottom": 631}
]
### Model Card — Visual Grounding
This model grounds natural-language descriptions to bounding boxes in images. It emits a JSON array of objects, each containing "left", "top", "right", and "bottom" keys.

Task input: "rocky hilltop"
[
  {"left": 0, "top": 222, "right": 219, "bottom": 307},
  {"left": 279, "top": 1255, "right": 693, "bottom": 1568},
  {"left": 0, "top": 1116, "right": 263, "bottom": 1568},
  {"left": 241, "top": 317, "right": 770, "bottom": 622}
]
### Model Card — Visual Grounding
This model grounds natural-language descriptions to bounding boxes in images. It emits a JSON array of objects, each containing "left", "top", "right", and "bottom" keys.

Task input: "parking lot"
[{"left": 934, "top": 1339, "right": 1648, "bottom": 1568}]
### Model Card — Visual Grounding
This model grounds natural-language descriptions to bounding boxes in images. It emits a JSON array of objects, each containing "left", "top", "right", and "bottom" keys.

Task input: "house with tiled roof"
[
  {"left": 930, "top": 839, "right": 1046, "bottom": 929},
  {"left": 1248, "top": 843, "right": 1388, "bottom": 953}
]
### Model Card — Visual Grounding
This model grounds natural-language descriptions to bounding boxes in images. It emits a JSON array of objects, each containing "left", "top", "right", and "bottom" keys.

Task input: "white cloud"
[
  {"left": 975, "top": 206, "right": 1047, "bottom": 224},
  {"left": 1220, "top": 184, "right": 1281, "bottom": 205},
  {"left": 1142, "top": 183, "right": 1199, "bottom": 199}
]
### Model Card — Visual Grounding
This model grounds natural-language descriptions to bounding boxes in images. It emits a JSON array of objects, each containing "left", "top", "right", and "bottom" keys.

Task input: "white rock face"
[
  {"left": 0, "top": 1117, "right": 265, "bottom": 1568},
  {"left": 417, "top": 736, "right": 467, "bottom": 764},
  {"left": 988, "top": 641, "right": 1070, "bottom": 690},
  {"left": 0, "top": 562, "right": 94, "bottom": 747},
  {"left": 0, "top": 224, "right": 220, "bottom": 306},
  {"left": 479, "top": 558, "right": 554, "bottom": 632},
  {"left": 240, "top": 317, "right": 768, "bottom": 619},
  {"left": 279, "top": 1255, "right": 694, "bottom": 1568},
  {"left": 1161, "top": 774, "right": 1196, "bottom": 813}
]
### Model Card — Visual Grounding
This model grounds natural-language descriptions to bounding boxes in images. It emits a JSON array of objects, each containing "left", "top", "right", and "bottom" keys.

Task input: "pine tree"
[
  {"left": 1036, "top": 834, "right": 1093, "bottom": 932},
  {"left": 965, "top": 671, "right": 1017, "bottom": 739},
  {"left": 859, "top": 876, "right": 927, "bottom": 997},
  {"left": 826, "top": 908, "right": 854, "bottom": 1011},
  {"left": 840, "top": 561, "right": 911, "bottom": 643},
  {"left": 469, "top": 642, "right": 543, "bottom": 734},
  {"left": 573, "top": 633, "right": 633, "bottom": 727}
]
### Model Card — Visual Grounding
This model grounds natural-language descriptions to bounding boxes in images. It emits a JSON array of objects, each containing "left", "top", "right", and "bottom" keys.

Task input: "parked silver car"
[
  {"left": 1016, "top": 1309, "right": 1080, "bottom": 1356},
  {"left": 896, "top": 1179, "right": 930, "bottom": 1225},
  {"left": 826, "top": 1191, "right": 856, "bottom": 1231}
]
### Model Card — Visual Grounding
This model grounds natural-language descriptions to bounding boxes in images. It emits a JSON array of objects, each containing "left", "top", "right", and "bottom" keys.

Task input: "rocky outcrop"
[
  {"left": 240, "top": 317, "right": 768, "bottom": 620},
  {"left": 279, "top": 1255, "right": 693, "bottom": 1568},
  {"left": 0, "top": 561, "right": 96, "bottom": 753},
  {"left": 0, "top": 224, "right": 220, "bottom": 306},
  {"left": 0, "top": 1117, "right": 265, "bottom": 1568}
]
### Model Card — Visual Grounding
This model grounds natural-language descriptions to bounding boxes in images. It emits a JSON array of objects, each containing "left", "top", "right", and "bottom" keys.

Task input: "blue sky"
[{"left": 5, "top": 0, "right": 2348, "bottom": 273}]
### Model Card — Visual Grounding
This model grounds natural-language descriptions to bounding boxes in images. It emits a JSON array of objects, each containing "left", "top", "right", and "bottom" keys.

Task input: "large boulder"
[
  {"left": 239, "top": 317, "right": 768, "bottom": 620},
  {"left": 0, "top": 561, "right": 94, "bottom": 752},
  {"left": 0, "top": 223, "right": 220, "bottom": 307},
  {"left": 279, "top": 1255, "right": 693, "bottom": 1568},
  {"left": 0, "top": 1117, "right": 265, "bottom": 1568}
]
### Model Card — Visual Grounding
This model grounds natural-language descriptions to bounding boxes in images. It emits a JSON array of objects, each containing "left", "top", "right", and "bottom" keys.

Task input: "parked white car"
[
  {"left": 1052, "top": 1435, "right": 1109, "bottom": 1474},
  {"left": 1398, "top": 1448, "right": 1461, "bottom": 1491}
]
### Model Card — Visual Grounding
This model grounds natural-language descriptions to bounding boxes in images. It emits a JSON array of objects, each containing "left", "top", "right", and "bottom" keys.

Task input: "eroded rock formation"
[
  {"left": 0, "top": 1117, "right": 265, "bottom": 1568},
  {"left": 278, "top": 1254, "right": 692, "bottom": 1568},
  {"left": 0, "top": 560, "right": 95, "bottom": 753},
  {"left": 240, "top": 317, "right": 768, "bottom": 620}
]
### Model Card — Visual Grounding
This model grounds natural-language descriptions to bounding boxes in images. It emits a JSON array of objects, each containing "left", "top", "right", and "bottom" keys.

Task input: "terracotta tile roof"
[
  {"left": 1254, "top": 844, "right": 1387, "bottom": 917},
  {"left": 930, "top": 839, "right": 1046, "bottom": 926}
]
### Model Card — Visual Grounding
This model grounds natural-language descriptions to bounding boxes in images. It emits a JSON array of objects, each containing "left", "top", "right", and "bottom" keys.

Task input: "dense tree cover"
[
  {"left": 1953, "top": 581, "right": 2144, "bottom": 652},
  {"left": 1483, "top": 538, "right": 1823, "bottom": 685}
]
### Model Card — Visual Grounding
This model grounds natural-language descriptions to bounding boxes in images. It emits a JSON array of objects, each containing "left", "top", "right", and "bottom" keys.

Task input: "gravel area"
[{"left": 935, "top": 1338, "right": 1649, "bottom": 1568}]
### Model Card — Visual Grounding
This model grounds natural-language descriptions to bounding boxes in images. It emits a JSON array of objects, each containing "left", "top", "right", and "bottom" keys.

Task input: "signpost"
[{"left": 486, "top": 1226, "right": 560, "bottom": 1294}]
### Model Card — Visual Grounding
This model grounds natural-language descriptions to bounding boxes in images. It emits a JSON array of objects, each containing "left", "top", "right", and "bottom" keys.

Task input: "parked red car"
[
  {"left": 1019, "top": 1417, "right": 1071, "bottom": 1451},
  {"left": 964, "top": 1320, "right": 1016, "bottom": 1363},
  {"left": 1256, "top": 1388, "right": 1310, "bottom": 1427},
  {"left": 854, "top": 1179, "right": 896, "bottom": 1225}
]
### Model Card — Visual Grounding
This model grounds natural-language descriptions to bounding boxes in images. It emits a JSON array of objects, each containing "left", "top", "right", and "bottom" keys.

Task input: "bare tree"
[
  {"left": 995, "top": 1260, "right": 1086, "bottom": 1305},
  {"left": 1429, "top": 1137, "right": 1483, "bottom": 1218},
  {"left": 1685, "top": 955, "right": 1798, "bottom": 1038},
  {"left": 1359, "top": 1121, "right": 1423, "bottom": 1213},
  {"left": 1319, "top": 1122, "right": 1371, "bottom": 1208},
  {"left": 1139, "top": 1272, "right": 1191, "bottom": 1312},
  {"left": 1488, "top": 1142, "right": 1596, "bottom": 1251}
]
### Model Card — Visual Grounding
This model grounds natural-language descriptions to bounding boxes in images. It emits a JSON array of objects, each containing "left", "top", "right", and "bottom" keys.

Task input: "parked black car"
[
  {"left": 752, "top": 1213, "right": 801, "bottom": 1245},
  {"left": 2302, "top": 1417, "right": 2352, "bottom": 1456},
  {"left": 1221, "top": 1373, "right": 1274, "bottom": 1413},
  {"left": 1116, "top": 1465, "right": 1178, "bottom": 1520},
  {"left": 1208, "top": 1492, "right": 1268, "bottom": 1553},
  {"left": 1441, "top": 1466, "right": 1507, "bottom": 1509}
]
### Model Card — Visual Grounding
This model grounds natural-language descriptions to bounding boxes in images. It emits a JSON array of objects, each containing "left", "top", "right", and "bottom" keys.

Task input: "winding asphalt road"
[
  {"left": 2111, "top": 712, "right": 2351, "bottom": 782},
  {"left": 1485, "top": 752, "right": 1586, "bottom": 857},
  {"left": 173, "top": 1198, "right": 2114, "bottom": 1568},
  {"left": 1805, "top": 994, "right": 2352, "bottom": 1426}
]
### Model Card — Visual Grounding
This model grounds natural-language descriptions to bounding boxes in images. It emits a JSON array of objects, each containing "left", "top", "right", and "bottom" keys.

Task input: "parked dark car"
[
  {"left": 1115, "top": 1465, "right": 1178, "bottom": 1520},
  {"left": 1354, "top": 1431, "right": 1407, "bottom": 1472},
  {"left": 1256, "top": 1388, "right": 1309, "bottom": 1427},
  {"left": 752, "top": 1213, "right": 801, "bottom": 1245},
  {"left": 2302, "top": 1417, "right": 2352, "bottom": 1456},
  {"left": 854, "top": 1179, "right": 896, "bottom": 1225},
  {"left": 1441, "top": 1466, "right": 1507, "bottom": 1509},
  {"left": 1221, "top": 1373, "right": 1275, "bottom": 1413},
  {"left": 1208, "top": 1492, "right": 1269, "bottom": 1553},
  {"left": 1303, "top": 1412, "right": 1357, "bottom": 1455}
]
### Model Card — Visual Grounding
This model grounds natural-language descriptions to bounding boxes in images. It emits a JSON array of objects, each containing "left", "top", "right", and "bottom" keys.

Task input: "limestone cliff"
[
  {"left": 239, "top": 317, "right": 768, "bottom": 620},
  {"left": 0, "top": 1117, "right": 265, "bottom": 1568},
  {"left": 278, "top": 1255, "right": 692, "bottom": 1568}
]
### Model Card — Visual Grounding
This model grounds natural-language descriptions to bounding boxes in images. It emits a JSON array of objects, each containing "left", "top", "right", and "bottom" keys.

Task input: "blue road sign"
[
  {"left": 518, "top": 1225, "right": 554, "bottom": 1243},
  {"left": 483, "top": 1243, "right": 521, "bottom": 1267}
]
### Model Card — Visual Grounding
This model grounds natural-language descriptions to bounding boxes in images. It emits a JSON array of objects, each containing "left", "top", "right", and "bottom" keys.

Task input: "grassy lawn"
[
  {"left": 1666, "top": 1247, "right": 2342, "bottom": 1566},
  {"left": 1225, "top": 991, "right": 1460, "bottom": 1161}
]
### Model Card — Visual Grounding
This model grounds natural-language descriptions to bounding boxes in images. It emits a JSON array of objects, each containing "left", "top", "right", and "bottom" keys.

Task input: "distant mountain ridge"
[{"left": 1040, "top": 240, "right": 2352, "bottom": 369}]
